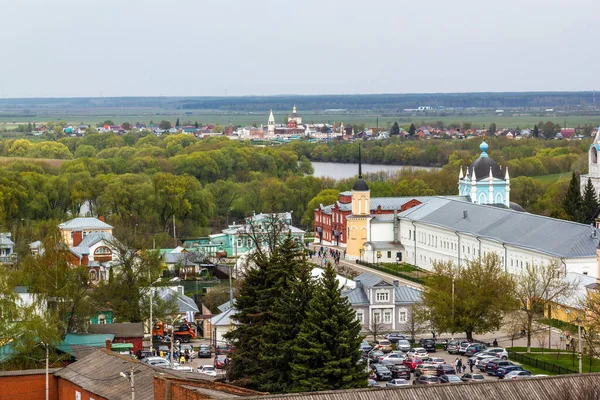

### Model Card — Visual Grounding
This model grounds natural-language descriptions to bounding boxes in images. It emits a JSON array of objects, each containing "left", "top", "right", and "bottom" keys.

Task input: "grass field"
[
  {"left": 531, "top": 173, "right": 571, "bottom": 183},
  {"left": 1, "top": 110, "right": 600, "bottom": 130}
]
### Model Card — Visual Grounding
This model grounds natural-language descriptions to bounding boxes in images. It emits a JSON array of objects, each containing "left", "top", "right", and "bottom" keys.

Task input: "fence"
[
  {"left": 355, "top": 260, "right": 425, "bottom": 284},
  {"left": 508, "top": 352, "right": 578, "bottom": 375}
]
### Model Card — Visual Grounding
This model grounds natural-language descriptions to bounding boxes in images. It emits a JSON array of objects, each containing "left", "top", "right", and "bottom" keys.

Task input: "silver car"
[{"left": 396, "top": 339, "right": 411, "bottom": 352}]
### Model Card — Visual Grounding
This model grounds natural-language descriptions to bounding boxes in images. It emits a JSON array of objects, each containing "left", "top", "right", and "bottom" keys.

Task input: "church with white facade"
[
  {"left": 332, "top": 141, "right": 600, "bottom": 278},
  {"left": 580, "top": 127, "right": 600, "bottom": 197}
]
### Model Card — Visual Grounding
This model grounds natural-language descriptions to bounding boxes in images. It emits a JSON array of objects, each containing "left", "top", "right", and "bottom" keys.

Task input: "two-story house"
[{"left": 343, "top": 272, "right": 421, "bottom": 332}]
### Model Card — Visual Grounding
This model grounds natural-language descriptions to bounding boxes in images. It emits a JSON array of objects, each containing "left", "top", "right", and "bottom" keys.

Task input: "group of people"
[
  {"left": 157, "top": 346, "right": 193, "bottom": 364},
  {"left": 308, "top": 246, "right": 343, "bottom": 266},
  {"left": 454, "top": 358, "right": 469, "bottom": 373}
]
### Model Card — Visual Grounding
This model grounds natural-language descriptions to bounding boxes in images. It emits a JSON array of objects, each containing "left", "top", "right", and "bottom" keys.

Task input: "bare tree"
[
  {"left": 514, "top": 261, "right": 577, "bottom": 353},
  {"left": 502, "top": 310, "right": 527, "bottom": 348},
  {"left": 401, "top": 302, "right": 429, "bottom": 345},
  {"left": 366, "top": 316, "right": 387, "bottom": 342}
]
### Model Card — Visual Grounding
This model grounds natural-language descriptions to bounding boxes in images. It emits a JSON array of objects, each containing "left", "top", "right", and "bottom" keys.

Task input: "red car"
[
  {"left": 214, "top": 355, "right": 229, "bottom": 369},
  {"left": 403, "top": 357, "right": 424, "bottom": 372}
]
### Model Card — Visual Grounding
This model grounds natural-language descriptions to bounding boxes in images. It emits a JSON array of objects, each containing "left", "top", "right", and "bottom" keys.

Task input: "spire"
[
  {"left": 459, "top": 166, "right": 464, "bottom": 179},
  {"left": 505, "top": 166, "right": 510, "bottom": 180},
  {"left": 268, "top": 109, "right": 275, "bottom": 124},
  {"left": 293, "top": 105, "right": 297, "bottom": 114},
  {"left": 358, "top": 144, "right": 363, "bottom": 178},
  {"left": 489, "top": 167, "right": 494, "bottom": 181},
  {"left": 471, "top": 167, "right": 477, "bottom": 183}
]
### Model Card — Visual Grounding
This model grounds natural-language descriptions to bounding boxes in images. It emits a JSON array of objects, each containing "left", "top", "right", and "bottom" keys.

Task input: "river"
[{"left": 311, "top": 162, "right": 439, "bottom": 180}]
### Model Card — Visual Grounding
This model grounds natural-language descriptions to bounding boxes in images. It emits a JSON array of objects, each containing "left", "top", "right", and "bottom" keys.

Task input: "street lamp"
[
  {"left": 577, "top": 314, "right": 583, "bottom": 374},
  {"left": 377, "top": 251, "right": 382, "bottom": 266}
]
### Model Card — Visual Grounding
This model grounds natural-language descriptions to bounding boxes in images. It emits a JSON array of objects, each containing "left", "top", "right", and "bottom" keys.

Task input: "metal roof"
[
  {"left": 58, "top": 217, "right": 113, "bottom": 230},
  {"left": 345, "top": 273, "right": 421, "bottom": 306},
  {"left": 57, "top": 334, "right": 114, "bottom": 359},
  {"left": 78, "top": 231, "right": 115, "bottom": 248},
  {"left": 363, "top": 241, "right": 405, "bottom": 251},
  {"left": 210, "top": 307, "right": 237, "bottom": 326},
  {"left": 88, "top": 323, "right": 144, "bottom": 338},
  {"left": 157, "top": 287, "right": 199, "bottom": 314},
  {"left": 400, "top": 198, "right": 600, "bottom": 259},
  {"left": 54, "top": 349, "right": 216, "bottom": 400}
]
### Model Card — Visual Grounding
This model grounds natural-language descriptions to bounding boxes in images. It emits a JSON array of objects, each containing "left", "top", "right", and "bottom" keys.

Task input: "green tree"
[
  {"left": 175, "top": 118, "right": 180, "bottom": 127},
  {"left": 122, "top": 122, "right": 131, "bottom": 130},
  {"left": 391, "top": 121, "right": 400, "bottom": 136},
  {"left": 290, "top": 263, "right": 366, "bottom": 392},
  {"left": 533, "top": 124, "right": 539, "bottom": 138},
  {"left": 421, "top": 254, "right": 518, "bottom": 340},
  {"left": 562, "top": 172, "right": 582, "bottom": 221},
  {"left": 488, "top": 123, "right": 497, "bottom": 135},
  {"left": 158, "top": 120, "right": 172, "bottom": 130},
  {"left": 408, "top": 123, "right": 416, "bottom": 136},
  {"left": 511, "top": 176, "right": 541, "bottom": 209},
  {"left": 581, "top": 177, "right": 599, "bottom": 223}
]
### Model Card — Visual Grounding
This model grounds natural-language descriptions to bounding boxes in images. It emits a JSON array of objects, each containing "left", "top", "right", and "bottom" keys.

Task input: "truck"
[{"left": 152, "top": 320, "right": 196, "bottom": 344}]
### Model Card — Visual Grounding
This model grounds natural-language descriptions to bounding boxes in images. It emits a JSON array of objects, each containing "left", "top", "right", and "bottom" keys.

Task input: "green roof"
[
  {"left": 57, "top": 333, "right": 115, "bottom": 357},
  {"left": 111, "top": 343, "right": 133, "bottom": 350}
]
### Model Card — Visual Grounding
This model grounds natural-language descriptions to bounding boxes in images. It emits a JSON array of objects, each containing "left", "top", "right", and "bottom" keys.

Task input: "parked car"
[
  {"left": 446, "top": 340, "right": 460, "bottom": 354},
  {"left": 470, "top": 354, "right": 496, "bottom": 365},
  {"left": 403, "top": 357, "right": 423, "bottom": 371},
  {"left": 367, "top": 379, "right": 378, "bottom": 387},
  {"left": 496, "top": 365, "right": 523, "bottom": 378},
  {"left": 374, "top": 365, "right": 392, "bottom": 381},
  {"left": 386, "top": 378, "right": 410, "bottom": 387},
  {"left": 214, "top": 355, "right": 229, "bottom": 369},
  {"left": 216, "top": 344, "right": 232, "bottom": 355},
  {"left": 138, "top": 350, "right": 153, "bottom": 360},
  {"left": 386, "top": 333, "right": 406, "bottom": 343},
  {"left": 172, "top": 363, "right": 194, "bottom": 372},
  {"left": 143, "top": 357, "right": 171, "bottom": 369},
  {"left": 413, "top": 375, "right": 440, "bottom": 385},
  {"left": 381, "top": 353, "right": 406, "bottom": 365},
  {"left": 389, "top": 365, "right": 411, "bottom": 380},
  {"left": 415, "top": 364, "right": 437, "bottom": 377},
  {"left": 481, "top": 347, "right": 509, "bottom": 360},
  {"left": 375, "top": 340, "right": 393, "bottom": 353},
  {"left": 407, "top": 348, "right": 429, "bottom": 359},
  {"left": 458, "top": 341, "right": 472, "bottom": 354},
  {"left": 429, "top": 357, "right": 445, "bottom": 366},
  {"left": 478, "top": 357, "right": 501, "bottom": 372},
  {"left": 436, "top": 364, "right": 456, "bottom": 376},
  {"left": 464, "top": 343, "right": 487, "bottom": 356},
  {"left": 439, "top": 374, "right": 463, "bottom": 384},
  {"left": 418, "top": 338, "right": 436, "bottom": 353},
  {"left": 368, "top": 350, "right": 385, "bottom": 364},
  {"left": 486, "top": 360, "right": 515, "bottom": 375},
  {"left": 359, "top": 341, "right": 373, "bottom": 353},
  {"left": 396, "top": 339, "right": 411, "bottom": 353},
  {"left": 198, "top": 344, "right": 212, "bottom": 358},
  {"left": 198, "top": 365, "right": 217, "bottom": 376},
  {"left": 461, "top": 373, "right": 485, "bottom": 382}
]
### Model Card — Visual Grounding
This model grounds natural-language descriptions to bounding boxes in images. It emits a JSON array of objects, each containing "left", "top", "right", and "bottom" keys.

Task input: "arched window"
[
  {"left": 495, "top": 193, "right": 504, "bottom": 204},
  {"left": 592, "top": 147, "right": 598, "bottom": 164},
  {"left": 94, "top": 246, "right": 112, "bottom": 255},
  {"left": 89, "top": 269, "right": 98, "bottom": 281}
]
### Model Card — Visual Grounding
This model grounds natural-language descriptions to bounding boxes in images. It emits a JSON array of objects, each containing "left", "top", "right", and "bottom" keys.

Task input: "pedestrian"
[
  {"left": 184, "top": 349, "right": 190, "bottom": 362},
  {"left": 493, "top": 338, "right": 498, "bottom": 347},
  {"left": 454, "top": 358, "right": 459, "bottom": 372},
  {"left": 462, "top": 363, "right": 467, "bottom": 373},
  {"left": 456, "top": 358, "right": 462, "bottom": 372},
  {"left": 468, "top": 358, "right": 474, "bottom": 373},
  {"left": 180, "top": 353, "right": 185, "bottom": 365}
]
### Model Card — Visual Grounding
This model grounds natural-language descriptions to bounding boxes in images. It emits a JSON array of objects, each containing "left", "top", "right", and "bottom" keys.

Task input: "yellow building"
[{"left": 346, "top": 148, "right": 370, "bottom": 259}]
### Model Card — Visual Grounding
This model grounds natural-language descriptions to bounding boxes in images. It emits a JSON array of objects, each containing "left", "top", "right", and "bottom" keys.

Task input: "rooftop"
[{"left": 58, "top": 217, "right": 113, "bottom": 231}]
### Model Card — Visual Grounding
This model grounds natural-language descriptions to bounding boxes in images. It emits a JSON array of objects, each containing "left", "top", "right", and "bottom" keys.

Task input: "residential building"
[
  {"left": 0, "top": 232, "right": 15, "bottom": 263},
  {"left": 343, "top": 272, "right": 421, "bottom": 332},
  {"left": 88, "top": 323, "right": 144, "bottom": 354},
  {"left": 58, "top": 217, "right": 113, "bottom": 246}
]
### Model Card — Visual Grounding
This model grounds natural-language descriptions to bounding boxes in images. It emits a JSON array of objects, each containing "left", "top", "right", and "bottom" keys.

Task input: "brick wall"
[
  {"left": 57, "top": 377, "right": 108, "bottom": 400},
  {"left": 154, "top": 376, "right": 265, "bottom": 400},
  {"left": 0, "top": 372, "right": 58, "bottom": 400}
]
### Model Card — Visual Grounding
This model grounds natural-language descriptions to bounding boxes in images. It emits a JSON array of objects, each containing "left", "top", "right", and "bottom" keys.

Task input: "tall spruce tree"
[
  {"left": 533, "top": 124, "right": 539, "bottom": 138},
  {"left": 256, "top": 238, "right": 314, "bottom": 392},
  {"left": 582, "top": 177, "right": 599, "bottom": 223},
  {"left": 408, "top": 123, "right": 416, "bottom": 136},
  {"left": 290, "top": 263, "right": 366, "bottom": 392},
  {"left": 562, "top": 172, "right": 582, "bottom": 222},
  {"left": 391, "top": 121, "right": 400, "bottom": 135}
]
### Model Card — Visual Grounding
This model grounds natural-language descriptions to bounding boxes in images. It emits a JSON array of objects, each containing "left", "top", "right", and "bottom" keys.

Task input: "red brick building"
[
  {"left": 88, "top": 323, "right": 145, "bottom": 354},
  {"left": 0, "top": 368, "right": 60, "bottom": 400}
]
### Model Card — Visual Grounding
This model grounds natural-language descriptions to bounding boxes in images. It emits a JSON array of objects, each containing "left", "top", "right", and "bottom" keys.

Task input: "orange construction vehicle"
[{"left": 152, "top": 320, "right": 196, "bottom": 344}]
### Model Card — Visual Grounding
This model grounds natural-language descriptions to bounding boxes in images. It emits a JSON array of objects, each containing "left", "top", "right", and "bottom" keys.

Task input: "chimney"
[
  {"left": 105, "top": 339, "right": 112, "bottom": 351},
  {"left": 393, "top": 280, "right": 399, "bottom": 287},
  {"left": 73, "top": 231, "right": 83, "bottom": 246},
  {"left": 177, "top": 286, "right": 184, "bottom": 295},
  {"left": 99, "top": 215, "right": 105, "bottom": 222},
  {"left": 463, "top": 211, "right": 468, "bottom": 219},
  {"left": 356, "top": 280, "right": 362, "bottom": 289}
]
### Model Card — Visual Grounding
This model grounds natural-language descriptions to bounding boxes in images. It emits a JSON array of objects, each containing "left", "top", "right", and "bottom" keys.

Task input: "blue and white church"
[
  {"left": 580, "top": 127, "right": 600, "bottom": 196},
  {"left": 458, "top": 141, "right": 510, "bottom": 207}
]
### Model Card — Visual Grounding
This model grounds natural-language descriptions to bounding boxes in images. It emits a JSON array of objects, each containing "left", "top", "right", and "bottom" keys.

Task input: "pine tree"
[
  {"left": 175, "top": 118, "right": 180, "bottom": 127},
  {"left": 391, "top": 121, "right": 400, "bottom": 136},
  {"left": 408, "top": 123, "right": 416, "bottom": 136},
  {"left": 581, "top": 177, "right": 599, "bottom": 223},
  {"left": 562, "top": 172, "right": 582, "bottom": 221},
  {"left": 533, "top": 124, "right": 539, "bottom": 138},
  {"left": 290, "top": 263, "right": 366, "bottom": 392}
]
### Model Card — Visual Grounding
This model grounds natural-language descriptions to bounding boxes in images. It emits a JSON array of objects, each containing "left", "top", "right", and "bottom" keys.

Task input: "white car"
[
  {"left": 380, "top": 353, "right": 406, "bottom": 365},
  {"left": 143, "top": 357, "right": 171, "bottom": 369},
  {"left": 172, "top": 363, "right": 194, "bottom": 372},
  {"left": 198, "top": 365, "right": 217, "bottom": 376},
  {"left": 407, "top": 348, "right": 429, "bottom": 359},
  {"left": 386, "top": 378, "right": 410, "bottom": 387},
  {"left": 505, "top": 370, "right": 532, "bottom": 379},
  {"left": 482, "top": 347, "right": 509, "bottom": 360},
  {"left": 429, "top": 357, "right": 445, "bottom": 366}
]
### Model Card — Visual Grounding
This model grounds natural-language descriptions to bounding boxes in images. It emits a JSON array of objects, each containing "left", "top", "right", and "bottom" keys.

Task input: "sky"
[{"left": 1, "top": 0, "right": 599, "bottom": 98}]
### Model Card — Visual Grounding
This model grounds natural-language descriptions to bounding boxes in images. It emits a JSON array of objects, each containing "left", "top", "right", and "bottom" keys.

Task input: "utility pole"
[
  {"left": 577, "top": 314, "right": 583, "bottom": 374},
  {"left": 45, "top": 343, "right": 49, "bottom": 400},
  {"left": 130, "top": 364, "right": 135, "bottom": 400},
  {"left": 173, "top": 214, "right": 176, "bottom": 239},
  {"left": 149, "top": 285, "right": 153, "bottom": 354},
  {"left": 451, "top": 275, "right": 455, "bottom": 324}
]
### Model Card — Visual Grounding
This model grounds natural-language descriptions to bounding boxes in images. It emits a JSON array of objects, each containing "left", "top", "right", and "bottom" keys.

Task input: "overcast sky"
[{"left": 1, "top": 0, "right": 599, "bottom": 98}]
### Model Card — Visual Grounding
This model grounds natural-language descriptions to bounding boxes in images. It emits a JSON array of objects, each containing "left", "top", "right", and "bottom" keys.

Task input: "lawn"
[{"left": 531, "top": 173, "right": 570, "bottom": 183}]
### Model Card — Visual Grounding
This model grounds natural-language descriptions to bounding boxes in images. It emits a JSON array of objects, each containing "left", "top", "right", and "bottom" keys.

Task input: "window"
[
  {"left": 98, "top": 314, "right": 106, "bottom": 324},
  {"left": 376, "top": 291, "right": 389, "bottom": 302},
  {"left": 75, "top": 391, "right": 81, "bottom": 400},
  {"left": 399, "top": 311, "right": 407, "bottom": 323},
  {"left": 237, "top": 238, "right": 242, "bottom": 247},
  {"left": 384, "top": 310, "right": 392, "bottom": 323},
  {"left": 89, "top": 270, "right": 98, "bottom": 281},
  {"left": 409, "top": 230, "right": 411, "bottom": 240},
  {"left": 387, "top": 251, "right": 391, "bottom": 259},
  {"left": 94, "top": 246, "right": 111, "bottom": 255},
  {"left": 356, "top": 311, "right": 364, "bottom": 324},
  {"left": 373, "top": 311, "right": 381, "bottom": 323}
]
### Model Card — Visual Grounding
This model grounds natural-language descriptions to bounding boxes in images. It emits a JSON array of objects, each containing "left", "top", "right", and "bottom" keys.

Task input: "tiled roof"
[
  {"left": 400, "top": 198, "right": 600, "bottom": 259},
  {"left": 58, "top": 217, "right": 113, "bottom": 230}
]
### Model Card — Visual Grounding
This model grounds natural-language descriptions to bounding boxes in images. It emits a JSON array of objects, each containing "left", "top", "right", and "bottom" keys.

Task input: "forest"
[{"left": 0, "top": 132, "right": 592, "bottom": 256}]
